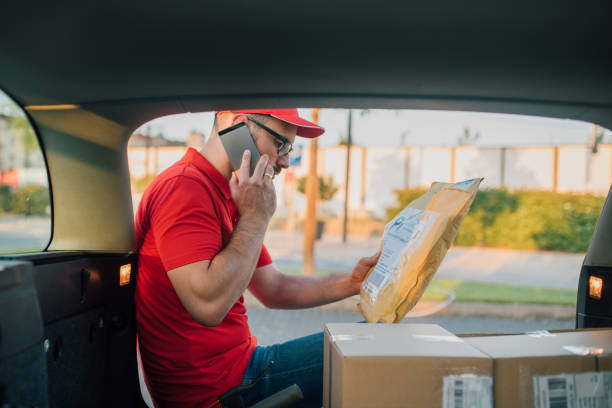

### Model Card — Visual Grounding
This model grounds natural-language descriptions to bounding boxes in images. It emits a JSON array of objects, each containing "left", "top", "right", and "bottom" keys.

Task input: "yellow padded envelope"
[{"left": 358, "top": 178, "right": 482, "bottom": 323}]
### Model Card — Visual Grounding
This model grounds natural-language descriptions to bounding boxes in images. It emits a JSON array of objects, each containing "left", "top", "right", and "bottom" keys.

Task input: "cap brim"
[
  {"left": 269, "top": 114, "right": 325, "bottom": 138},
  {"left": 217, "top": 109, "right": 325, "bottom": 138}
]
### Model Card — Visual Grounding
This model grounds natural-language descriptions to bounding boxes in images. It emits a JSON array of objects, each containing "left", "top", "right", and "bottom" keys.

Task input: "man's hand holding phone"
[{"left": 229, "top": 150, "right": 277, "bottom": 224}]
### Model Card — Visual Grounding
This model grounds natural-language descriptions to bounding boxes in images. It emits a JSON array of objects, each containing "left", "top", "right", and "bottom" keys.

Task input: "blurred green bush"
[
  {"left": 0, "top": 185, "right": 12, "bottom": 212},
  {"left": 297, "top": 175, "right": 338, "bottom": 201},
  {"left": 11, "top": 185, "right": 50, "bottom": 215},
  {"left": 387, "top": 187, "right": 605, "bottom": 253},
  {"left": 0, "top": 184, "right": 50, "bottom": 216}
]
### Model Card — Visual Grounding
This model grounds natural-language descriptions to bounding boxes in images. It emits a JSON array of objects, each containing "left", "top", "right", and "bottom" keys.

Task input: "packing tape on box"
[
  {"left": 330, "top": 334, "right": 376, "bottom": 343},
  {"left": 563, "top": 345, "right": 606, "bottom": 356},
  {"left": 413, "top": 334, "right": 464, "bottom": 343},
  {"left": 525, "top": 330, "right": 555, "bottom": 338},
  {"left": 330, "top": 334, "right": 464, "bottom": 343}
]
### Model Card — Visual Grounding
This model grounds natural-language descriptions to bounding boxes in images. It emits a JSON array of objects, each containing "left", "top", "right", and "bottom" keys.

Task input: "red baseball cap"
[{"left": 217, "top": 109, "right": 325, "bottom": 138}]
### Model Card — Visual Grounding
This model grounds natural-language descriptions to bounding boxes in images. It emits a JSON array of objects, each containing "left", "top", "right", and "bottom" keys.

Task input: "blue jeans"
[{"left": 239, "top": 332, "right": 324, "bottom": 408}]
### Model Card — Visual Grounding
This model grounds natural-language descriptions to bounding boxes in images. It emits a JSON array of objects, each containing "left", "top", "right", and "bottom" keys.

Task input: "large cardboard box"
[
  {"left": 463, "top": 329, "right": 612, "bottom": 408},
  {"left": 323, "top": 323, "right": 493, "bottom": 408},
  {"left": 551, "top": 328, "right": 612, "bottom": 373},
  {"left": 600, "top": 353, "right": 612, "bottom": 371}
]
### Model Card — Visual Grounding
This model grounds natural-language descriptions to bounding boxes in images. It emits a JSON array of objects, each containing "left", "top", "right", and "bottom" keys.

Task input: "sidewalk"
[
  {"left": 244, "top": 292, "right": 576, "bottom": 320},
  {"left": 264, "top": 230, "right": 584, "bottom": 290},
  {"left": 262, "top": 229, "right": 582, "bottom": 319}
]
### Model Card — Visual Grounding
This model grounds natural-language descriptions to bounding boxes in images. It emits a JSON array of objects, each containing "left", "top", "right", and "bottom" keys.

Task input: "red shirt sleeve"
[
  {"left": 150, "top": 176, "right": 223, "bottom": 271},
  {"left": 149, "top": 175, "right": 273, "bottom": 271},
  {"left": 257, "top": 245, "right": 272, "bottom": 268}
]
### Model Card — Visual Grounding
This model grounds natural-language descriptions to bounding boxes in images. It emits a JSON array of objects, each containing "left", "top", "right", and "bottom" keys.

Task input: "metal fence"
[
  {"left": 128, "top": 144, "right": 612, "bottom": 219},
  {"left": 288, "top": 144, "right": 612, "bottom": 219}
]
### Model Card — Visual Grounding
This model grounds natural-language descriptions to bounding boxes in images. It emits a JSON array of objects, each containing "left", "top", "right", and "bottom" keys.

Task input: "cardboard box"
[
  {"left": 549, "top": 328, "right": 612, "bottom": 373},
  {"left": 600, "top": 353, "right": 612, "bottom": 371},
  {"left": 323, "top": 323, "right": 493, "bottom": 408},
  {"left": 463, "top": 329, "right": 612, "bottom": 408}
]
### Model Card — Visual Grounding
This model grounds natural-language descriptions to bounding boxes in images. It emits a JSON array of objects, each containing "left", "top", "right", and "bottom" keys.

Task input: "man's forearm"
[
  {"left": 249, "top": 252, "right": 378, "bottom": 312},
  {"left": 205, "top": 216, "right": 268, "bottom": 312},
  {"left": 269, "top": 272, "right": 358, "bottom": 309}
]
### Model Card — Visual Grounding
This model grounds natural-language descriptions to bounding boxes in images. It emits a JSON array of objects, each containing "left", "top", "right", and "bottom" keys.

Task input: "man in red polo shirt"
[{"left": 135, "top": 109, "right": 379, "bottom": 408}]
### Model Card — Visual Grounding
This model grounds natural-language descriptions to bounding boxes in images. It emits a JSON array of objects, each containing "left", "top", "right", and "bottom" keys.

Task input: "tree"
[
  {"left": 297, "top": 175, "right": 338, "bottom": 202},
  {"left": 1, "top": 98, "right": 39, "bottom": 168},
  {"left": 12, "top": 116, "right": 38, "bottom": 167}
]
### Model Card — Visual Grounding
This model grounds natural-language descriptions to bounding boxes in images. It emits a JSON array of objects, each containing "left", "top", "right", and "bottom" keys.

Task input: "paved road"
[
  {"left": 264, "top": 230, "right": 584, "bottom": 290},
  {"left": 247, "top": 306, "right": 574, "bottom": 346},
  {"left": 0, "top": 216, "right": 50, "bottom": 252}
]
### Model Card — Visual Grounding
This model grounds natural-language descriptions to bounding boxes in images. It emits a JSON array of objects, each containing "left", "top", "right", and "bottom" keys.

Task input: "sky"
[{"left": 134, "top": 108, "right": 610, "bottom": 151}]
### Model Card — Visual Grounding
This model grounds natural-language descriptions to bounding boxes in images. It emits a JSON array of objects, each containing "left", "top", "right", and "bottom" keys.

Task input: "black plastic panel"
[
  {"left": 0, "top": 260, "right": 47, "bottom": 407},
  {"left": 34, "top": 253, "right": 141, "bottom": 407},
  {"left": 33, "top": 254, "right": 135, "bottom": 324},
  {"left": 1, "top": 251, "right": 88, "bottom": 265},
  {"left": 45, "top": 307, "right": 107, "bottom": 408},
  {"left": 576, "top": 265, "right": 612, "bottom": 328},
  {"left": 0, "top": 261, "right": 43, "bottom": 357},
  {"left": 0, "top": 342, "right": 48, "bottom": 407},
  {"left": 0, "top": 252, "right": 142, "bottom": 408},
  {"left": 576, "top": 313, "right": 612, "bottom": 328}
]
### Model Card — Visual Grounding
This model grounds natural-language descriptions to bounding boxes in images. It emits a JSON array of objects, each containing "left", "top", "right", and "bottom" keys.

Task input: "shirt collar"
[{"left": 184, "top": 148, "right": 231, "bottom": 200}]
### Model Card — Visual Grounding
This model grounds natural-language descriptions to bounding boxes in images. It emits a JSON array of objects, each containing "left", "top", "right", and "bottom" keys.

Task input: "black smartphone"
[{"left": 218, "top": 122, "right": 261, "bottom": 176}]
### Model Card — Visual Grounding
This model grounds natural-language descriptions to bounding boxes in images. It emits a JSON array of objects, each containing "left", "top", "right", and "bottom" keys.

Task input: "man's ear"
[
  {"left": 216, "top": 111, "right": 244, "bottom": 130},
  {"left": 231, "top": 113, "right": 248, "bottom": 125}
]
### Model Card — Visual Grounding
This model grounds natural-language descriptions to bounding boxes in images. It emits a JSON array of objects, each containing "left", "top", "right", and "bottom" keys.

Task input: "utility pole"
[
  {"left": 586, "top": 124, "right": 604, "bottom": 188},
  {"left": 283, "top": 169, "right": 297, "bottom": 233},
  {"left": 342, "top": 109, "right": 352, "bottom": 243},
  {"left": 144, "top": 126, "right": 151, "bottom": 177},
  {"left": 303, "top": 109, "right": 320, "bottom": 276}
]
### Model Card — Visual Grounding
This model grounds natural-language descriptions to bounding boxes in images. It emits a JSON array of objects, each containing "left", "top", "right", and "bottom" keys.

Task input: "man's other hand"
[
  {"left": 230, "top": 150, "right": 277, "bottom": 223},
  {"left": 348, "top": 250, "right": 382, "bottom": 295}
]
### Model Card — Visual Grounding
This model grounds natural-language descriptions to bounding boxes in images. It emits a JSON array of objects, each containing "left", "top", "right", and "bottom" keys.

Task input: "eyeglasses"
[{"left": 247, "top": 116, "right": 293, "bottom": 156}]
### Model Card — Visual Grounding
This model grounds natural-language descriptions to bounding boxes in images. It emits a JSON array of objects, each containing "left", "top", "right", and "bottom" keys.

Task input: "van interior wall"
[{"left": 26, "top": 107, "right": 135, "bottom": 252}]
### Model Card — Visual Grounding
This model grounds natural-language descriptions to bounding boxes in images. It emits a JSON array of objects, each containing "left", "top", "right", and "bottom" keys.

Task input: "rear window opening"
[
  {"left": 128, "top": 108, "right": 610, "bottom": 338},
  {"left": 0, "top": 89, "right": 51, "bottom": 254}
]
